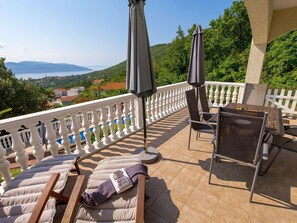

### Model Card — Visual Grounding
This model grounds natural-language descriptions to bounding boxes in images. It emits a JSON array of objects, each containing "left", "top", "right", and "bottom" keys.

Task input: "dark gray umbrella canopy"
[
  {"left": 187, "top": 25, "right": 205, "bottom": 87},
  {"left": 126, "top": 0, "right": 157, "bottom": 98}
]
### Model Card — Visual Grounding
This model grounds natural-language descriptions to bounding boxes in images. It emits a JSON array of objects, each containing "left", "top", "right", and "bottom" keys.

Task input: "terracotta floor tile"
[
  {"left": 52, "top": 108, "right": 297, "bottom": 222},
  {"left": 150, "top": 191, "right": 182, "bottom": 222},
  {"left": 178, "top": 205, "right": 211, "bottom": 223},
  {"left": 144, "top": 208, "right": 169, "bottom": 223},
  {"left": 175, "top": 167, "right": 203, "bottom": 188},
  {"left": 186, "top": 188, "right": 219, "bottom": 218},
  {"left": 168, "top": 177, "right": 195, "bottom": 203}
]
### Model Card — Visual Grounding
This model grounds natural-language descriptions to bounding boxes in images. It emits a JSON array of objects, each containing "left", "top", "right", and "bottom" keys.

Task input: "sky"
[{"left": 0, "top": 0, "right": 235, "bottom": 69}]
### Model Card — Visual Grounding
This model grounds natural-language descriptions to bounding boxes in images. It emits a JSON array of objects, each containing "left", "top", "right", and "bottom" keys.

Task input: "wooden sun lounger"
[
  {"left": 0, "top": 154, "right": 80, "bottom": 223},
  {"left": 62, "top": 155, "right": 146, "bottom": 223}
]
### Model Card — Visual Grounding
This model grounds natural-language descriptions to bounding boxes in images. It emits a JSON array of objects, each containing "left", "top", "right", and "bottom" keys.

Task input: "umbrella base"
[{"left": 134, "top": 146, "right": 159, "bottom": 164}]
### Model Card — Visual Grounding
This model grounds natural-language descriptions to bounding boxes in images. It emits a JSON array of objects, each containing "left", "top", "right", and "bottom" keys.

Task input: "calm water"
[{"left": 15, "top": 66, "right": 105, "bottom": 80}]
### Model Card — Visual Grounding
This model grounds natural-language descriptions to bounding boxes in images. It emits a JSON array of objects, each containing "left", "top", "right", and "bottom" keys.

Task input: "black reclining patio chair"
[
  {"left": 198, "top": 85, "right": 217, "bottom": 122},
  {"left": 185, "top": 89, "right": 216, "bottom": 150},
  {"left": 209, "top": 107, "right": 268, "bottom": 202},
  {"left": 242, "top": 83, "right": 268, "bottom": 106}
]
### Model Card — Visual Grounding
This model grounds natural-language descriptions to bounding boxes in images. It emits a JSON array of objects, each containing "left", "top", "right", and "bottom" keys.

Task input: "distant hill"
[
  {"left": 31, "top": 43, "right": 170, "bottom": 89},
  {"left": 5, "top": 61, "right": 91, "bottom": 74}
]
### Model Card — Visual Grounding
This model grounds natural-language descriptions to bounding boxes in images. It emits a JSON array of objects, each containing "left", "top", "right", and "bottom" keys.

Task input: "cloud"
[
  {"left": 0, "top": 42, "right": 6, "bottom": 48},
  {"left": 20, "top": 46, "right": 28, "bottom": 52}
]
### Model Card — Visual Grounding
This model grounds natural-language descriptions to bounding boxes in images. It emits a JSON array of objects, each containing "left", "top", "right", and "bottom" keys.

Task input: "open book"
[{"left": 109, "top": 169, "right": 133, "bottom": 194}]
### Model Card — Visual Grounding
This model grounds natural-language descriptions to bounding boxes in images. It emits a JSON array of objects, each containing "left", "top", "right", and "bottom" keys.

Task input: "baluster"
[
  {"left": 176, "top": 88, "right": 180, "bottom": 109},
  {"left": 10, "top": 127, "right": 28, "bottom": 171},
  {"left": 92, "top": 108, "right": 103, "bottom": 149},
  {"left": 156, "top": 93, "right": 162, "bottom": 119},
  {"left": 153, "top": 94, "right": 158, "bottom": 119},
  {"left": 232, "top": 86, "right": 238, "bottom": 103},
  {"left": 28, "top": 123, "right": 45, "bottom": 161},
  {"left": 173, "top": 89, "right": 177, "bottom": 110},
  {"left": 168, "top": 89, "right": 173, "bottom": 114},
  {"left": 130, "top": 99, "right": 137, "bottom": 131},
  {"left": 82, "top": 111, "right": 95, "bottom": 152},
  {"left": 108, "top": 105, "right": 117, "bottom": 141},
  {"left": 59, "top": 117, "right": 71, "bottom": 154},
  {"left": 116, "top": 103, "right": 125, "bottom": 138},
  {"left": 146, "top": 97, "right": 152, "bottom": 123},
  {"left": 0, "top": 142, "right": 12, "bottom": 188},
  {"left": 123, "top": 101, "right": 131, "bottom": 134},
  {"left": 70, "top": 114, "right": 85, "bottom": 155},
  {"left": 213, "top": 85, "right": 219, "bottom": 106},
  {"left": 219, "top": 85, "right": 225, "bottom": 106},
  {"left": 151, "top": 95, "right": 156, "bottom": 122},
  {"left": 43, "top": 119, "right": 59, "bottom": 155},
  {"left": 225, "top": 86, "right": 231, "bottom": 106},
  {"left": 101, "top": 107, "right": 111, "bottom": 144},
  {"left": 165, "top": 91, "right": 169, "bottom": 115},
  {"left": 178, "top": 87, "right": 182, "bottom": 109},
  {"left": 162, "top": 92, "right": 166, "bottom": 116},
  {"left": 209, "top": 85, "right": 214, "bottom": 106}
]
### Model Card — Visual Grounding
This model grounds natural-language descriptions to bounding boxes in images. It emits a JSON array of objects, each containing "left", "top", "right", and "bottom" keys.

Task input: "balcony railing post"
[
  {"left": 82, "top": 111, "right": 95, "bottom": 153},
  {"left": 115, "top": 104, "right": 124, "bottom": 138},
  {"left": 70, "top": 114, "right": 85, "bottom": 155},
  {"left": 10, "top": 127, "right": 28, "bottom": 171},
  {"left": 28, "top": 123, "right": 45, "bottom": 162},
  {"left": 92, "top": 108, "right": 103, "bottom": 149},
  {"left": 123, "top": 100, "right": 131, "bottom": 134},
  {"left": 101, "top": 107, "right": 111, "bottom": 144},
  {"left": 58, "top": 116, "right": 71, "bottom": 154},
  {"left": 43, "top": 119, "right": 59, "bottom": 155},
  {"left": 130, "top": 98, "right": 137, "bottom": 131},
  {"left": 0, "top": 142, "right": 12, "bottom": 187},
  {"left": 135, "top": 97, "right": 143, "bottom": 129}
]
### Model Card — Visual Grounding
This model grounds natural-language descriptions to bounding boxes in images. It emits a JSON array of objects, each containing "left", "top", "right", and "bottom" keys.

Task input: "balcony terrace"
[{"left": 0, "top": 81, "right": 297, "bottom": 222}]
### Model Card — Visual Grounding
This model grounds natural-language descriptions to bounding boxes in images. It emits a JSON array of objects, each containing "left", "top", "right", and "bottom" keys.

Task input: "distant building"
[
  {"left": 54, "top": 88, "right": 67, "bottom": 98},
  {"left": 93, "top": 79, "right": 104, "bottom": 85},
  {"left": 67, "top": 87, "right": 85, "bottom": 96},
  {"left": 100, "top": 82, "right": 126, "bottom": 91},
  {"left": 59, "top": 96, "right": 78, "bottom": 106}
]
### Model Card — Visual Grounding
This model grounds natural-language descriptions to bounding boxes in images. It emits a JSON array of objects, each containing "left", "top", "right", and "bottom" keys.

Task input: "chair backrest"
[
  {"left": 198, "top": 85, "right": 212, "bottom": 120},
  {"left": 185, "top": 89, "right": 202, "bottom": 130},
  {"left": 242, "top": 83, "right": 268, "bottom": 106},
  {"left": 216, "top": 107, "right": 267, "bottom": 165}
]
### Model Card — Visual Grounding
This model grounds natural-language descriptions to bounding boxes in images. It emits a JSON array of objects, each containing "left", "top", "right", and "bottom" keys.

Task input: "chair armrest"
[
  {"left": 28, "top": 173, "right": 60, "bottom": 223},
  {"left": 200, "top": 112, "right": 218, "bottom": 123},
  {"left": 188, "top": 119, "right": 216, "bottom": 134},
  {"left": 284, "top": 125, "right": 297, "bottom": 137},
  {"left": 61, "top": 175, "right": 85, "bottom": 223},
  {"left": 136, "top": 175, "right": 146, "bottom": 223}
]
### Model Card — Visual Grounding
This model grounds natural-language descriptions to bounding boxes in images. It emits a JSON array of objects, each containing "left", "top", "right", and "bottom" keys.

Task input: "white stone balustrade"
[{"left": 0, "top": 81, "right": 265, "bottom": 188}]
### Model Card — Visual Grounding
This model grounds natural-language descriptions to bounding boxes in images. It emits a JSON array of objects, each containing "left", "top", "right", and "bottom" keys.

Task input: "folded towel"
[{"left": 82, "top": 164, "right": 149, "bottom": 206}]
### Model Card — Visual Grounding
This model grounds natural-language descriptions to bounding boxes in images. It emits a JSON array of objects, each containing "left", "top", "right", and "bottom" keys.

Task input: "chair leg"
[
  {"left": 188, "top": 126, "right": 192, "bottom": 150},
  {"left": 208, "top": 146, "right": 216, "bottom": 184},
  {"left": 263, "top": 146, "right": 282, "bottom": 174},
  {"left": 250, "top": 159, "right": 262, "bottom": 202}
]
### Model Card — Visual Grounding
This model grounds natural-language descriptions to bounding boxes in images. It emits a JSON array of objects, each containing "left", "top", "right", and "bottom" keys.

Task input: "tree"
[{"left": 0, "top": 58, "right": 53, "bottom": 119}]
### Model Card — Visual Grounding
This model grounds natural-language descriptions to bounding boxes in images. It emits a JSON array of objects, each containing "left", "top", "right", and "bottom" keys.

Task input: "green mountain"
[{"left": 31, "top": 43, "right": 170, "bottom": 89}]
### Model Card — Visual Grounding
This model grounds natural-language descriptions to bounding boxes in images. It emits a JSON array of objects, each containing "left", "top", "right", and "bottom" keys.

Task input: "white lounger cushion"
[
  {"left": 0, "top": 154, "right": 78, "bottom": 223},
  {"left": 74, "top": 154, "right": 141, "bottom": 223}
]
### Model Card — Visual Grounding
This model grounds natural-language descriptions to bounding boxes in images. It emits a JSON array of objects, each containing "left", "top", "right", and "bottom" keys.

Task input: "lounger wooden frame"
[
  {"left": 61, "top": 175, "right": 146, "bottom": 223},
  {"left": 28, "top": 173, "right": 85, "bottom": 223}
]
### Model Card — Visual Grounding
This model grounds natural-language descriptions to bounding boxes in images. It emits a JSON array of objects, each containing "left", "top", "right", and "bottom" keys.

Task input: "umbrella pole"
[
  {"left": 196, "top": 86, "right": 199, "bottom": 105},
  {"left": 142, "top": 96, "right": 148, "bottom": 153}
]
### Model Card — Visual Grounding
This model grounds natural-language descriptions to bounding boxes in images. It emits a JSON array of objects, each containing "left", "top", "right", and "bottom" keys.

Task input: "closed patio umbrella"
[
  {"left": 126, "top": 0, "right": 159, "bottom": 163},
  {"left": 187, "top": 25, "right": 205, "bottom": 99}
]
